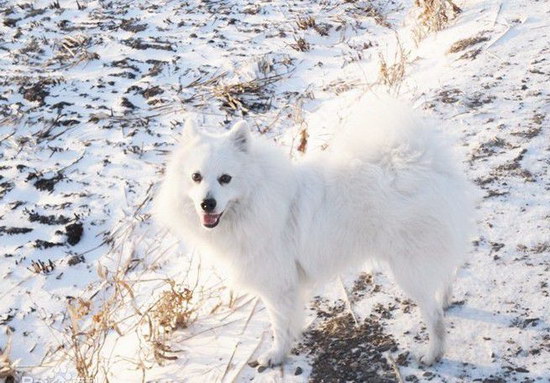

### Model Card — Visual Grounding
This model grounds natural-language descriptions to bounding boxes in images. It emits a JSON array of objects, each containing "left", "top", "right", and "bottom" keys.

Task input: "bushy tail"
[{"left": 330, "top": 93, "right": 479, "bottom": 253}]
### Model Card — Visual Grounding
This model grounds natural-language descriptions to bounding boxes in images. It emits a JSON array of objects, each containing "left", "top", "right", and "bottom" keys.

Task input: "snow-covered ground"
[{"left": 1, "top": 0, "right": 549, "bottom": 382}]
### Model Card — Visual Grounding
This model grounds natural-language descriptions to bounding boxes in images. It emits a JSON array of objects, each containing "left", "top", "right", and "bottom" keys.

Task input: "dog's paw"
[
  {"left": 257, "top": 348, "right": 286, "bottom": 368},
  {"left": 418, "top": 350, "right": 442, "bottom": 366},
  {"left": 441, "top": 296, "right": 453, "bottom": 311}
]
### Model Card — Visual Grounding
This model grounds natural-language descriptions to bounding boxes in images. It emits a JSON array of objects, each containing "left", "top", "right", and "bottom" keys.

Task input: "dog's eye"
[
  {"left": 218, "top": 174, "right": 232, "bottom": 185},
  {"left": 191, "top": 172, "right": 202, "bottom": 183}
]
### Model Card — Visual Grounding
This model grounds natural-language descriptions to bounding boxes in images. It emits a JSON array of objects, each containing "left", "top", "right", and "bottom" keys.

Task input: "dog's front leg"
[{"left": 257, "top": 288, "right": 304, "bottom": 367}]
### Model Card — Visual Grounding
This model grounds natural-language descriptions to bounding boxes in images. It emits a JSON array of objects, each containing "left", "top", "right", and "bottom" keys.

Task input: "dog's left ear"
[{"left": 228, "top": 120, "right": 250, "bottom": 152}]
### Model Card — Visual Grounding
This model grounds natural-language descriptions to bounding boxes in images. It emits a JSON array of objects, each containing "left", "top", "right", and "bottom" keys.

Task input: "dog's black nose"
[{"left": 201, "top": 198, "right": 217, "bottom": 213}]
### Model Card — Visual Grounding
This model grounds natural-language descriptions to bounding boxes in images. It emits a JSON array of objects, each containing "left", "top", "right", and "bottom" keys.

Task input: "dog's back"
[{"left": 295, "top": 95, "right": 475, "bottom": 277}]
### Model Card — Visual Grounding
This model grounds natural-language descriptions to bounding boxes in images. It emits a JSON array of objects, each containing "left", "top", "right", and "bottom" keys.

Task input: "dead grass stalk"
[
  {"left": 0, "top": 331, "right": 18, "bottom": 383},
  {"left": 414, "top": 0, "right": 461, "bottom": 42},
  {"left": 377, "top": 37, "right": 409, "bottom": 95}
]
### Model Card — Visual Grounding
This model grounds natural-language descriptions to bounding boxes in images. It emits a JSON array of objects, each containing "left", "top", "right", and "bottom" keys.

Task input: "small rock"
[
  {"left": 22, "top": 81, "right": 51, "bottom": 105},
  {"left": 396, "top": 351, "right": 409, "bottom": 366},
  {"left": 65, "top": 222, "right": 84, "bottom": 246},
  {"left": 294, "top": 366, "right": 303, "bottom": 375},
  {"left": 142, "top": 85, "right": 164, "bottom": 99},
  {"left": 34, "top": 173, "right": 63, "bottom": 192},
  {"left": 67, "top": 255, "right": 85, "bottom": 266},
  {"left": 121, "top": 97, "right": 136, "bottom": 110}
]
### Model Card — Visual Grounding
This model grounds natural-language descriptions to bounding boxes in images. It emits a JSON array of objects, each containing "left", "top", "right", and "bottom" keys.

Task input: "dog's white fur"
[{"left": 155, "top": 96, "right": 475, "bottom": 367}]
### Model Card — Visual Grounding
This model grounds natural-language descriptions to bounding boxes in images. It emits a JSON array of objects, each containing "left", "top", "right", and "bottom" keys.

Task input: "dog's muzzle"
[{"left": 201, "top": 212, "right": 223, "bottom": 228}]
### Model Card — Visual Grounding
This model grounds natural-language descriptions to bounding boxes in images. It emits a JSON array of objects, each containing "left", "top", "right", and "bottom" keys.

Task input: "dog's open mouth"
[{"left": 201, "top": 212, "right": 223, "bottom": 229}]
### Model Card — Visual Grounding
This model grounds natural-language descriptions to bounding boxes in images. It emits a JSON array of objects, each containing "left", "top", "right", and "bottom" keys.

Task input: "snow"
[{"left": 1, "top": 0, "right": 549, "bottom": 382}]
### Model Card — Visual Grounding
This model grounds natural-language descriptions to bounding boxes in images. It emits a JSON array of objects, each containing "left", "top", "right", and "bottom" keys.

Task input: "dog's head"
[{"left": 173, "top": 120, "right": 252, "bottom": 230}]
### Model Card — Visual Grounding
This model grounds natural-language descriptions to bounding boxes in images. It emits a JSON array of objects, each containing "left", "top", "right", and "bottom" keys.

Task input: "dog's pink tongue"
[{"left": 202, "top": 214, "right": 218, "bottom": 225}]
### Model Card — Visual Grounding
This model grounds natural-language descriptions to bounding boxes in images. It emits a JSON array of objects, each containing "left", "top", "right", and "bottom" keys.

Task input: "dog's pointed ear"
[
  {"left": 228, "top": 120, "right": 250, "bottom": 152},
  {"left": 183, "top": 118, "right": 199, "bottom": 140}
]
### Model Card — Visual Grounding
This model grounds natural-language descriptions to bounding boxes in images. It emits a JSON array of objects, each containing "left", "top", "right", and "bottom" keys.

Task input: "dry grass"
[
  {"left": 413, "top": 0, "right": 461, "bottom": 42},
  {"left": 448, "top": 33, "right": 490, "bottom": 53},
  {"left": 28, "top": 259, "right": 56, "bottom": 274},
  {"left": 66, "top": 297, "right": 102, "bottom": 381},
  {"left": 151, "top": 55, "right": 294, "bottom": 118},
  {"left": 153, "top": 69, "right": 285, "bottom": 115},
  {"left": 290, "top": 36, "right": 311, "bottom": 52},
  {"left": 58, "top": 264, "right": 178, "bottom": 379},
  {"left": 0, "top": 331, "right": 18, "bottom": 383},
  {"left": 287, "top": 96, "right": 311, "bottom": 157},
  {"left": 48, "top": 34, "right": 100, "bottom": 68},
  {"left": 295, "top": 15, "right": 332, "bottom": 36},
  {"left": 48, "top": 201, "right": 213, "bottom": 381},
  {"left": 296, "top": 16, "right": 316, "bottom": 30},
  {"left": 62, "top": 255, "right": 145, "bottom": 382},
  {"left": 338, "top": 2, "right": 392, "bottom": 29},
  {"left": 211, "top": 74, "right": 283, "bottom": 114},
  {"left": 151, "top": 281, "right": 194, "bottom": 332},
  {"left": 143, "top": 279, "right": 198, "bottom": 365},
  {"left": 378, "top": 37, "right": 409, "bottom": 94},
  {"left": 296, "top": 128, "right": 309, "bottom": 154},
  {"left": 322, "top": 78, "right": 362, "bottom": 96},
  {"left": 361, "top": 4, "right": 392, "bottom": 29}
]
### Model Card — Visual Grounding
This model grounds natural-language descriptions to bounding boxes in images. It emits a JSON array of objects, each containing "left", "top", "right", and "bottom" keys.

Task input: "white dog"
[{"left": 154, "top": 96, "right": 475, "bottom": 367}]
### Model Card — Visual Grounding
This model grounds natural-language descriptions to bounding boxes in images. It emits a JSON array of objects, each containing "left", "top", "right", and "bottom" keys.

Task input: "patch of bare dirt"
[{"left": 294, "top": 299, "right": 403, "bottom": 383}]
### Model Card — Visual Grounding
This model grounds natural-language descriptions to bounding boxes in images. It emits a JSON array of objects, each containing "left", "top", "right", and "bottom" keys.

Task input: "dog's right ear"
[
  {"left": 183, "top": 118, "right": 199, "bottom": 140},
  {"left": 228, "top": 120, "right": 250, "bottom": 152}
]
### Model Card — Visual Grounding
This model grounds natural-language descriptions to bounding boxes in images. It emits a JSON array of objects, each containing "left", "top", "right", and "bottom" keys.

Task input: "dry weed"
[
  {"left": 414, "top": 0, "right": 461, "bottom": 42},
  {"left": 49, "top": 34, "right": 100, "bottom": 68},
  {"left": 151, "top": 281, "right": 195, "bottom": 332},
  {"left": 256, "top": 56, "right": 274, "bottom": 77},
  {"left": 143, "top": 279, "right": 198, "bottom": 364},
  {"left": 0, "top": 332, "right": 18, "bottom": 383},
  {"left": 66, "top": 295, "right": 111, "bottom": 381},
  {"left": 296, "top": 128, "right": 309, "bottom": 154},
  {"left": 448, "top": 33, "right": 490, "bottom": 54},
  {"left": 378, "top": 38, "right": 409, "bottom": 94},
  {"left": 296, "top": 16, "right": 316, "bottom": 30},
  {"left": 341, "top": 2, "right": 392, "bottom": 28},
  {"left": 323, "top": 78, "right": 361, "bottom": 96},
  {"left": 56, "top": 245, "right": 204, "bottom": 378},
  {"left": 53, "top": 249, "right": 143, "bottom": 381},
  {"left": 290, "top": 36, "right": 311, "bottom": 52},
  {"left": 362, "top": 4, "right": 392, "bottom": 28},
  {"left": 212, "top": 75, "right": 282, "bottom": 114},
  {"left": 28, "top": 259, "right": 56, "bottom": 274}
]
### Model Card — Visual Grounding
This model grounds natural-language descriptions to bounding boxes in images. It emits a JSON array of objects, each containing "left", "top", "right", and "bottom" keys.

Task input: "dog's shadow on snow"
[
  {"left": 433, "top": 358, "right": 501, "bottom": 380},
  {"left": 433, "top": 356, "right": 550, "bottom": 382},
  {"left": 432, "top": 304, "right": 549, "bottom": 380},
  {"left": 447, "top": 304, "right": 548, "bottom": 330}
]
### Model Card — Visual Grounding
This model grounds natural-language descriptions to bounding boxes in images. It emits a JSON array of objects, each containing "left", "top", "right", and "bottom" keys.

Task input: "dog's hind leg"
[
  {"left": 417, "top": 300, "right": 445, "bottom": 365},
  {"left": 436, "top": 282, "right": 453, "bottom": 310},
  {"left": 389, "top": 261, "right": 446, "bottom": 365},
  {"left": 257, "top": 287, "right": 305, "bottom": 367}
]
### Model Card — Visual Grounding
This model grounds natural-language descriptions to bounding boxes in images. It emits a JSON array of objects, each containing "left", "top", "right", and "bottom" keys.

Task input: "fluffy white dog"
[{"left": 154, "top": 96, "right": 475, "bottom": 367}]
